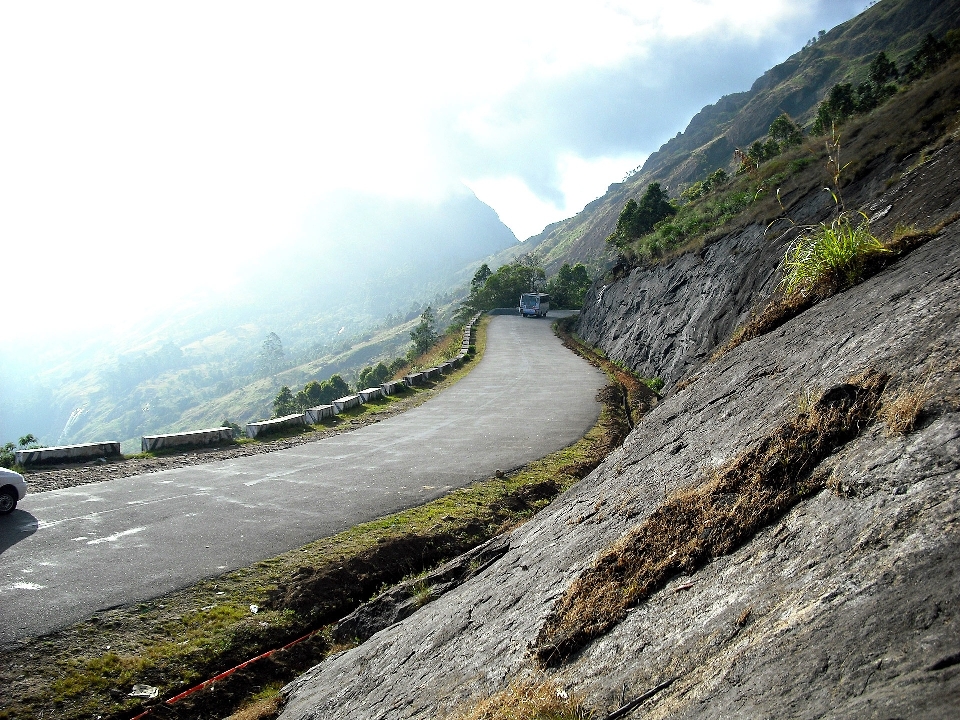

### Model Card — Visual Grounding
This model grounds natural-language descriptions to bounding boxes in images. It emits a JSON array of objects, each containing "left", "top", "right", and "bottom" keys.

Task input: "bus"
[{"left": 519, "top": 292, "right": 550, "bottom": 318}]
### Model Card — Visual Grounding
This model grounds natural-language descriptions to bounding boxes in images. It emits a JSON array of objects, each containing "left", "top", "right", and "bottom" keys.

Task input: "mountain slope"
[
  {"left": 278, "top": 120, "right": 960, "bottom": 720},
  {"left": 276, "top": 23, "right": 960, "bottom": 720},
  {"left": 0, "top": 187, "right": 518, "bottom": 451},
  {"left": 526, "top": 0, "right": 960, "bottom": 274}
]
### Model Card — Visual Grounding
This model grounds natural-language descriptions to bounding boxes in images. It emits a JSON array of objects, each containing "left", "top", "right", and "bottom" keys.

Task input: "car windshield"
[{"left": 521, "top": 295, "right": 538, "bottom": 307}]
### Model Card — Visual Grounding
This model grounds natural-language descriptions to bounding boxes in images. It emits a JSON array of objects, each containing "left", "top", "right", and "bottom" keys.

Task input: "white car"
[{"left": 0, "top": 467, "right": 27, "bottom": 515}]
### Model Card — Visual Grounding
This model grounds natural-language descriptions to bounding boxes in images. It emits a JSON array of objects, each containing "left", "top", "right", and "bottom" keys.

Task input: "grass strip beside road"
[{"left": 0, "top": 315, "right": 633, "bottom": 720}]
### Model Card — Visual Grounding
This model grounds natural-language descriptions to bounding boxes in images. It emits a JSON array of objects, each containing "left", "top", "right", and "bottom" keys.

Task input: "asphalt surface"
[{"left": 0, "top": 314, "right": 606, "bottom": 645}]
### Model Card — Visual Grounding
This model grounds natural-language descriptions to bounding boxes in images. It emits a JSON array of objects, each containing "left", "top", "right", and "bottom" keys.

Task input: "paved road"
[{"left": 0, "top": 315, "right": 606, "bottom": 645}]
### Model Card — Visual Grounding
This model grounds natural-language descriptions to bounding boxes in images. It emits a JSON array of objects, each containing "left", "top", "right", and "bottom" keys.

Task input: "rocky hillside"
[
  {"left": 577, "top": 58, "right": 960, "bottom": 391},
  {"left": 275, "top": 57, "right": 960, "bottom": 720},
  {"left": 527, "top": 0, "right": 960, "bottom": 274}
]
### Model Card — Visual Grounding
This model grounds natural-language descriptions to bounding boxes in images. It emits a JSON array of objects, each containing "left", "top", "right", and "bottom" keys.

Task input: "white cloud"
[
  {"left": 0, "top": 1, "right": 866, "bottom": 332},
  {"left": 466, "top": 152, "right": 646, "bottom": 241}
]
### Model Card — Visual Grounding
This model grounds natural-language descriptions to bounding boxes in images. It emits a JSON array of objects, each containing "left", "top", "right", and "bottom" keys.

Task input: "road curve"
[{"left": 0, "top": 315, "right": 606, "bottom": 644}]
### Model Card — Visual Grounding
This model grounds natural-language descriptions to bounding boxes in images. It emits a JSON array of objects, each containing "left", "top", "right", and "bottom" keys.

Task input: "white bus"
[{"left": 519, "top": 292, "right": 550, "bottom": 318}]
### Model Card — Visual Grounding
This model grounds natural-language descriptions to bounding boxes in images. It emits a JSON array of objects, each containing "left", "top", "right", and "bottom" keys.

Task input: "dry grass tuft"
[
  {"left": 880, "top": 379, "right": 932, "bottom": 436},
  {"left": 447, "top": 680, "right": 592, "bottom": 720},
  {"left": 228, "top": 694, "right": 282, "bottom": 720},
  {"left": 531, "top": 370, "right": 888, "bottom": 666}
]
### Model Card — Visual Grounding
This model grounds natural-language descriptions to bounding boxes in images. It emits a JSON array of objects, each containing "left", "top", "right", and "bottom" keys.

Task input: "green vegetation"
[
  {"left": 641, "top": 377, "right": 664, "bottom": 394},
  {"left": 273, "top": 374, "right": 350, "bottom": 416},
  {"left": 459, "top": 258, "right": 546, "bottom": 318},
  {"left": 545, "top": 262, "right": 593, "bottom": 309},
  {"left": 607, "top": 182, "right": 677, "bottom": 249},
  {"left": 409, "top": 306, "right": 440, "bottom": 357},
  {"left": 679, "top": 167, "right": 729, "bottom": 203},
  {"left": 460, "top": 258, "right": 595, "bottom": 317},
  {"left": 811, "top": 37, "right": 960, "bottom": 135},
  {"left": 0, "top": 434, "right": 40, "bottom": 468},
  {"left": 605, "top": 33, "right": 960, "bottom": 274},
  {"left": 609, "top": 178, "right": 755, "bottom": 264},
  {"left": 780, "top": 212, "right": 887, "bottom": 297},
  {"left": 356, "top": 361, "right": 393, "bottom": 390}
]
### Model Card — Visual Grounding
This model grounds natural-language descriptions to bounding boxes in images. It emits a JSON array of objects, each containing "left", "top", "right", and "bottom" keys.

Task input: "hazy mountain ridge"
[
  {"left": 526, "top": 0, "right": 960, "bottom": 274},
  {"left": 1, "top": 187, "right": 520, "bottom": 452}
]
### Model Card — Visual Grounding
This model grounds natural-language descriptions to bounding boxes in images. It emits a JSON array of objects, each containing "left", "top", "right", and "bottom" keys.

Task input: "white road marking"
[
  {"left": 35, "top": 491, "right": 211, "bottom": 529},
  {"left": 86, "top": 527, "right": 146, "bottom": 545}
]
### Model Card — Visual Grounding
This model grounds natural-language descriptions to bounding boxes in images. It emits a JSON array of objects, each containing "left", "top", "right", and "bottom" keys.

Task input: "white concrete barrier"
[
  {"left": 305, "top": 405, "right": 335, "bottom": 423},
  {"left": 359, "top": 387, "right": 382, "bottom": 402},
  {"left": 333, "top": 394, "right": 361, "bottom": 413},
  {"left": 404, "top": 372, "right": 426, "bottom": 386},
  {"left": 380, "top": 380, "right": 405, "bottom": 396},
  {"left": 141, "top": 427, "right": 233, "bottom": 453},
  {"left": 246, "top": 413, "right": 305, "bottom": 439},
  {"left": 423, "top": 367, "right": 441, "bottom": 380},
  {"left": 16, "top": 441, "right": 122, "bottom": 466}
]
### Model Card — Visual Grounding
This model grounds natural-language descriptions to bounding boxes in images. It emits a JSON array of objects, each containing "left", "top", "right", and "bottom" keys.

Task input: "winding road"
[{"left": 0, "top": 314, "right": 606, "bottom": 645}]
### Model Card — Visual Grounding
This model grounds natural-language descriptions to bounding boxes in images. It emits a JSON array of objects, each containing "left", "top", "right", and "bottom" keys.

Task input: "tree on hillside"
[
  {"left": 471, "top": 263, "right": 492, "bottom": 292},
  {"left": 681, "top": 167, "right": 729, "bottom": 203},
  {"left": 546, "top": 263, "right": 592, "bottom": 309},
  {"left": 273, "top": 386, "right": 296, "bottom": 417},
  {"left": 357, "top": 362, "right": 390, "bottom": 390},
  {"left": 769, "top": 113, "right": 803, "bottom": 148},
  {"left": 869, "top": 51, "right": 898, "bottom": 85},
  {"left": 295, "top": 374, "right": 352, "bottom": 410},
  {"left": 258, "top": 332, "right": 284, "bottom": 376},
  {"left": 904, "top": 33, "right": 951, "bottom": 80},
  {"left": 608, "top": 183, "right": 677, "bottom": 248},
  {"left": 325, "top": 374, "right": 350, "bottom": 399},
  {"left": 410, "top": 306, "right": 439, "bottom": 356}
]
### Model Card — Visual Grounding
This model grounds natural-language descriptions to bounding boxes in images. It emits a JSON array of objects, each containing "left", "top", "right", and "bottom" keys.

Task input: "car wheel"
[{"left": 0, "top": 488, "right": 17, "bottom": 515}]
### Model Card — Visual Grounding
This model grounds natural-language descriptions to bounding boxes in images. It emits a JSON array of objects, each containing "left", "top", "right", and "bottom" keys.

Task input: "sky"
[{"left": 0, "top": 0, "right": 868, "bottom": 337}]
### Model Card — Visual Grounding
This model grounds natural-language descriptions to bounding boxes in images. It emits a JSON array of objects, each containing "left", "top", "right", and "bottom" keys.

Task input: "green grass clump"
[{"left": 780, "top": 212, "right": 888, "bottom": 297}]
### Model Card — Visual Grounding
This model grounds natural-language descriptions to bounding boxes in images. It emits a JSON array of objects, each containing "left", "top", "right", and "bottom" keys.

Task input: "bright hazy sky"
[{"left": 1, "top": 1, "right": 866, "bottom": 334}]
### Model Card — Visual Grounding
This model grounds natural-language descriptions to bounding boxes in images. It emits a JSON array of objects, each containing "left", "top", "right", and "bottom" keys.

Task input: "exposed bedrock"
[
  {"left": 280, "top": 170, "right": 960, "bottom": 717},
  {"left": 576, "top": 139, "right": 960, "bottom": 391}
]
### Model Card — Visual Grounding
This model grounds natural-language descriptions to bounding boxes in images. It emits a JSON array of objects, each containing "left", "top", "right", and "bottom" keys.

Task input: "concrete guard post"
[
  {"left": 245, "top": 413, "right": 305, "bottom": 439},
  {"left": 15, "top": 441, "right": 122, "bottom": 466},
  {"left": 358, "top": 388, "right": 382, "bottom": 402},
  {"left": 141, "top": 427, "right": 233, "bottom": 453},
  {"left": 305, "top": 405, "right": 335, "bottom": 424},
  {"left": 404, "top": 372, "right": 426, "bottom": 387},
  {"left": 380, "top": 380, "right": 405, "bottom": 396},
  {"left": 332, "top": 394, "right": 362, "bottom": 414}
]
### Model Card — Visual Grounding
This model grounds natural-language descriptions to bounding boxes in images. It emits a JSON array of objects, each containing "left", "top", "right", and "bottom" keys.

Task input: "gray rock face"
[
  {"left": 576, "top": 220, "right": 787, "bottom": 390},
  {"left": 279, "top": 160, "right": 960, "bottom": 718},
  {"left": 576, "top": 139, "right": 960, "bottom": 392}
]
